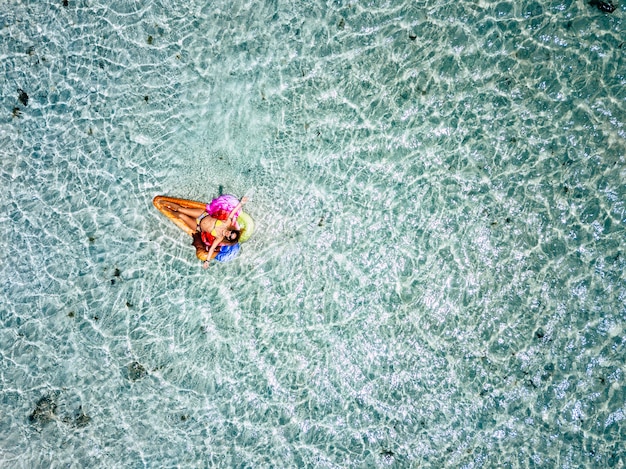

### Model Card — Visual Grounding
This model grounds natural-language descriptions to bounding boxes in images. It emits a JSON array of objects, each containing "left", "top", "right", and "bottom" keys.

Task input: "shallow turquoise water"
[{"left": 1, "top": 0, "right": 625, "bottom": 467}]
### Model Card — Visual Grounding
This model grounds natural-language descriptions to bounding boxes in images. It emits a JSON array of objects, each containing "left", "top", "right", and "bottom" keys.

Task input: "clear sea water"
[{"left": 1, "top": 0, "right": 624, "bottom": 467}]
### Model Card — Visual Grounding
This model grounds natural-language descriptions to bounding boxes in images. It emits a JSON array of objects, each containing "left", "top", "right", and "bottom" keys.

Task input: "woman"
[{"left": 163, "top": 195, "right": 249, "bottom": 268}]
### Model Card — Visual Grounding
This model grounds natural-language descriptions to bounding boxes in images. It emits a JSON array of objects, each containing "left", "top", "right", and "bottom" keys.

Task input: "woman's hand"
[
  {"left": 241, "top": 196, "right": 249, "bottom": 204},
  {"left": 202, "top": 260, "right": 210, "bottom": 269}
]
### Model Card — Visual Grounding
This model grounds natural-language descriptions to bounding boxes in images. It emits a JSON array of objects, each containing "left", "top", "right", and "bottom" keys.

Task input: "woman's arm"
[
  {"left": 203, "top": 236, "right": 225, "bottom": 268},
  {"left": 226, "top": 196, "right": 249, "bottom": 223}
]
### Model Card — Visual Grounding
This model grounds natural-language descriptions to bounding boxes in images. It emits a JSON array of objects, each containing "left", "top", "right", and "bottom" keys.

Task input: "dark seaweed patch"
[
  {"left": 126, "top": 361, "right": 147, "bottom": 381},
  {"left": 588, "top": 0, "right": 616, "bottom": 13},
  {"left": 29, "top": 395, "right": 58, "bottom": 425},
  {"left": 18, "top": 89, "right": 28, "bottom": 106},
  {"left": 74, "top": 406, "right": 91, "bottom": 428}
]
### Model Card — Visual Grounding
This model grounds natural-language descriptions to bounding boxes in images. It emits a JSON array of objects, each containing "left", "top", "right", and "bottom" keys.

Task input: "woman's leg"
[
  {"left": 164, "top": 202, "right": 205, "bottom": 218},
  {"left": 162, "top": 203, "right": 204, "bottom": 231},
  {"left": 177, "top": 212, "right": 198, "bottom": 232}
]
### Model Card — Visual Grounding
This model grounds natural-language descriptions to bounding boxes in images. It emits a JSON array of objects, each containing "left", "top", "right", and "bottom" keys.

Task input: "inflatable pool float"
[{"left": 153, "top": 194, "right": 254, "bottom": 263}]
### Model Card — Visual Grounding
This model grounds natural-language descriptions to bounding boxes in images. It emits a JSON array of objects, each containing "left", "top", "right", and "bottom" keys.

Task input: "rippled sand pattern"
[{"left": 1, "top": 0, "right": 624, "bottom": 467}]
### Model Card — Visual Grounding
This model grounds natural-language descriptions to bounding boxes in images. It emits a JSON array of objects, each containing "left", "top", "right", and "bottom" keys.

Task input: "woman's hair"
[{"left": 226, "top": 226, "right": 241, "bottom": 244}]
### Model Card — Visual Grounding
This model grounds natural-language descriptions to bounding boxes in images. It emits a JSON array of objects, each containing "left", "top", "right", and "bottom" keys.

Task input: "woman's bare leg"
[
  {"left": 177, "top": 212, "right": 199, "bottom": 231},
  {"left": 164, "top": 202, "right": 205, "bottom": 218},
  {"left": 162, "top": 203, "right": 204, "bottom": 231}
]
